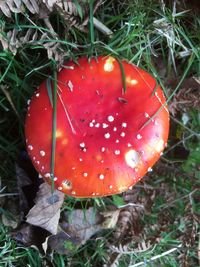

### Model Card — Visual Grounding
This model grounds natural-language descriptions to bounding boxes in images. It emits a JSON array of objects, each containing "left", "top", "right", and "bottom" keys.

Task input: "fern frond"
[{"left": 0, "top": 0, "right": 104, "bottom": 63}]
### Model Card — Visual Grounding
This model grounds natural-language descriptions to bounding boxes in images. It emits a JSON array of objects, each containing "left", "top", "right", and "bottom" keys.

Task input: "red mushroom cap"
[{"left": 25, "top": 56, "right": 170, "bottom": 197}]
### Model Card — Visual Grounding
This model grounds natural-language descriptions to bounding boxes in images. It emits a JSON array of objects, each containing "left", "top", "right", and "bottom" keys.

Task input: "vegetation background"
[{"left": 0, "top": 0, "right": 199, "bottom": 266}]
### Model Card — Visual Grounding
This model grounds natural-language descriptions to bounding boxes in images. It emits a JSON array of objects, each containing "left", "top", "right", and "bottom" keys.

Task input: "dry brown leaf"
[
  {"left": 101, "top": 210, "right": 120, "bottom": 229},
  {"left": 46, "top": 207, "right": 120, "bottom": 254},
  {"left": 47, "top": 231, "right": 80, "bottom": 254},
  {"left": 26, "top": 183, "right": 64, "bottom": 235},
  {"left": 168, "top": 77, "right": 200, "bottom": 116},
  {"left": 2, "top": 211, "right": 19, "bottom": 229},
  {"left": 15, "top": 159, "right": 41, "bottom": 219},
  {"left": 11, "top": 223, "right": 50, "bottom": 251},
  {"left": 1, "top": 155, "right": 44, "bottom": 230},
  {"left": 60, "top": 207, "right": 103, "bottom": 245}
]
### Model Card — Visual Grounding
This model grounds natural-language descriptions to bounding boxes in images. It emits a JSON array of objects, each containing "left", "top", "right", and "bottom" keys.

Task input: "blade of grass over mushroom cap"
[
  {"left": 50, "top": 66, "right": 58, "bottom": 194},
  {"left": 151, "top": 81, "right": 159, "bottom": 97},
  {"left": 116, "top": 57, "right": 127, "bottom": 94},
  {"left": 46, "top": 77, "right": 53, "bottom": 108},
  {"left": 89, "top": 0, "right": 95, "bottom": 56}
]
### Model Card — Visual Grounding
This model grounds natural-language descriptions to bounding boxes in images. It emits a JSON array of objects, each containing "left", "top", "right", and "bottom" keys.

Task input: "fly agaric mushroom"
[{"left": 25, "top": 56, "right": 169, "bottom": 197}]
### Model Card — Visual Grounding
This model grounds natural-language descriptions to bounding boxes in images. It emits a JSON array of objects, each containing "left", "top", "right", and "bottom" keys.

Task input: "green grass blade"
[
  {"left": 73, "top": 0, "right": 84, "bottom": 20},
  {"left": 50, "top": 67, "right": 58, "bottom": 193},
  {"left": 46, "top": 77, "right": 53, "bottom": 107},
  {"left": 116, "top": 58, "right": 127, "bottom": 94},
  {"left": 89, "top": 0, "right": 95, "bottom": 55}
]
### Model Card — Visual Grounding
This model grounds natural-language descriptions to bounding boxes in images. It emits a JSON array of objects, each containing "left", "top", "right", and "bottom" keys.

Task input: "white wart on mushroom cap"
[{"left": 25, "top": 56, "right": 170, "bottom": 197}]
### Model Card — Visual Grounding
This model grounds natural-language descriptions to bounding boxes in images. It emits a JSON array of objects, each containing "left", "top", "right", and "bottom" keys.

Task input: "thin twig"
[
  {"left": 110, "top": 243, "right": 155, "bottom": 255},
  {"left": 93, "top": 17, "right": 113, "bottom": 36},
  {"left": 163, "top": 133, "right": 194, "bottom": 155},
  {"left": 158, "top": 189, "right": 198, "bottom": 209},
  {"left": 0, "top": 193, "right": 19, "bottom": 197},
  {"left": 171, "top": 116, "right": 200, "bottom": 138},
  {"left": 118, "top": 203, "right": 145, "bottom": 209},
  {"left": 57, "top": 92, "right": 77, "bottom": 135},
  {"left": 129, "top": 244, "right": 182, "bottom": 267},
  {"left": 0, "top": 85, "right": 22, "bottom": 123}
]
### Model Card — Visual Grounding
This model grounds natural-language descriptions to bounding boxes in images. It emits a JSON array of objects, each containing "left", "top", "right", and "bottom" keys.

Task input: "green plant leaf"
[{"left": 112, "top": 195, "right": 126, "bottom": 207}]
